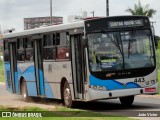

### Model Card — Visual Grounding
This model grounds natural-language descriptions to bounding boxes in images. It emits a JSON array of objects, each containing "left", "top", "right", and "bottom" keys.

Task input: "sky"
[{"left": 0, "top": 0, "right": 160, "bottom": 36}]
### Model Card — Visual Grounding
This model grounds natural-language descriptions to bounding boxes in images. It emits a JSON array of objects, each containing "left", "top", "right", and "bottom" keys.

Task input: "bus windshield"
[{"left": 88, "top": 29, "right": 155, "bottom": 72}]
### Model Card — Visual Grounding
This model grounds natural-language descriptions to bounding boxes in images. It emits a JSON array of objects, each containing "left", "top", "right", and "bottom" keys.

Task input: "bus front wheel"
[
  {"left": 119, "top": 96, "right": 134, "bottom": 106},
  {"left": 63, "top": 81, "right": 73, "bottom": 108},
  {"left": 21, "top": 81, "right": 30, "bottom": 102}
]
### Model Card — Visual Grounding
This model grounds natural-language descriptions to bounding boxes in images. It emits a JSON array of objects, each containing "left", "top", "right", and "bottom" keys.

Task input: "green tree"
[{"left": 125, "top": 0, "right": 156, "bottom": 18}]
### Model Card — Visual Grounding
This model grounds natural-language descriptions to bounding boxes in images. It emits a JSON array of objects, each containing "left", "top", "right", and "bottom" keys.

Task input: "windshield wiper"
[{"left": 109, "top": 33, "right": 123, "bottom": 57}]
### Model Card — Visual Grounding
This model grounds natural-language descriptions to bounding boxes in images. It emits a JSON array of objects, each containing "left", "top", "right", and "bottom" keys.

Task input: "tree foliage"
[{"left": 125, "top": 0, "right": 156, "bottom": 18}]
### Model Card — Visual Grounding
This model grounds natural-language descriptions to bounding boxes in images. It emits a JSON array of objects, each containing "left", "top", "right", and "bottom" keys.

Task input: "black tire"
[
  {"left": 119, "top": 96, "right": 134, "bottom": 106},
  {"left": 63, "top": 81, "right": 73, "bottom": 108},
  {"left": 21, "top": 81, "right": 30, "bottom": 102}
]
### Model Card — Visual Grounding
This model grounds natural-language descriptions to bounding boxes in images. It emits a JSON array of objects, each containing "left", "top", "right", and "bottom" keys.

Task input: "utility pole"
[
  {"left": 90, "top": 11, "right": 95, "bottom": 17},
  {"left": 50, "top": 0, "right": 53, "bottom": 25},
  {"left": 106, "top": 0, "right": 109, "bottom": 16}
]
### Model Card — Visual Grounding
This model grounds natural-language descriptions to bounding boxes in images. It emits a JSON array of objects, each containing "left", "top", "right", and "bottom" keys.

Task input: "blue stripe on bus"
[
  {"left": 5, "top": 63, "right": 54, "bottom": 98},
  {"left": 39, "top": 69, "right": 45, "bottom": 95},
  {"left": 26, "top": 82, "right": 38, "bottom": 96},
  {"left": 89, "top": 75, "right": 141, "bottom": 90},
  {"left": 17, "top": 66, "right": 36, "bottom": 81},
  {"left": 14, "top": 72, "right": 18, "bottom": 93}
]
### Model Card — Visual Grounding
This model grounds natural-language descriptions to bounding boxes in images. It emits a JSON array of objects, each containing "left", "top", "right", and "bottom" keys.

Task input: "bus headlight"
[
  {"left": 151, "top": 80, "right": 155, "bottom": 85},
  {"left": 91, "top": 85, "right": 106, "bottom": 91},
  {"left": 145, "top": 81, "right": 149, "bottom": 85}
]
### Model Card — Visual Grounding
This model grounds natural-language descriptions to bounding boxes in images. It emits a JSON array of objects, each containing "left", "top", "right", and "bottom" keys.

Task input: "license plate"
[{"left": 145, "top": 88, "right": 156, "bottom": 92}]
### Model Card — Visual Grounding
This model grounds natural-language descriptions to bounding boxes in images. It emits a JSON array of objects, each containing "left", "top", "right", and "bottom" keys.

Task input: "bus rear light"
[{"left": 145, "top": 88, "right": 156, "bottom": 93}]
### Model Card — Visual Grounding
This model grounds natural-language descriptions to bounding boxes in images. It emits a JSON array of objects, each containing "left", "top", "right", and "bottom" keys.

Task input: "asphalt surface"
[{"left": 0, "top": 83, "right": 160, "bottom": 119}]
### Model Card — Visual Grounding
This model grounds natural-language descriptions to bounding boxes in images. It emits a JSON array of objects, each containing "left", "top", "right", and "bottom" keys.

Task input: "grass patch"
[
  {"left": 0, "top": 106, "right": 135, "bottom": 120},
  {"left": 0, "top": 118, "right": 135, "bottom": 120},
  {"left": 0, "top": 60, "right": 4, "bottom": 82}
]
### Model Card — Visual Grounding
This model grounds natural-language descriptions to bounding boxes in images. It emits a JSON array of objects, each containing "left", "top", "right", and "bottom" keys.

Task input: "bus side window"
[
  {"left": 4, "top": 40, "right": 10, "bottom": 62},
  {"left": 56, "top": 32, "right": 70, "bottom": 60},
  {"left": 43, "top": 34, "right": 56, "bottom": 61},
  {"left": 56, "top": 33, "right": 60, "bottom": 45},
  {"left": 25, "top": 37, "right": 33, "bottom": 61},
  {"left": 17, "top": 38, "right": 25, "bottom": 62}
]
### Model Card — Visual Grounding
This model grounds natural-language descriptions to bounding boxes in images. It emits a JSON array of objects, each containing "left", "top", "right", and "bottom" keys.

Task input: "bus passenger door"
[
  {"left": 33, "top": 36, "right": 45, "bottom": 96},
  {"left": 8, "top": 42, "right": 18, "bottom": 93},
  {"left": 71, "top": 35, "right": 85, "bottom": 100}
]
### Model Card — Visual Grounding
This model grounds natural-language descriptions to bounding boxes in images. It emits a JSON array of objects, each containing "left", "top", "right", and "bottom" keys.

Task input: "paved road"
[{"left": 0, "top": 83, "right": 160, "bottom": 119}]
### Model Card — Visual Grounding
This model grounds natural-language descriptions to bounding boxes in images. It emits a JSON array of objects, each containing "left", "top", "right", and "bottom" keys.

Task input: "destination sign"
[{"left": 108, "top": 19, "right": 144, "bottom": 28}]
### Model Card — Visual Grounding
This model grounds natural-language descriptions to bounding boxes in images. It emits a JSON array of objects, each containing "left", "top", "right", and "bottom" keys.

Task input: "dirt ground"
[{"left": 0, "top": 83, "right": 59, "bottom": 110}]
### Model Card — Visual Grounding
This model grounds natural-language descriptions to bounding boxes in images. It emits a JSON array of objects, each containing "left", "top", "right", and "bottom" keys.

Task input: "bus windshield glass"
[{"left": 88, "top": 29, "right": 155, "bottom": 72}]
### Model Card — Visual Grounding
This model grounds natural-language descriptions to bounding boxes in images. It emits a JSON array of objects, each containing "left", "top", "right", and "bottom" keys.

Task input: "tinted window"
[
  {"left": 4, "top": 40, "right": 8, "bottom": 50},
  {"left": 44, "top": 34, "right": 55, "bottom": 47},
  {"left": 25, "top": 37, "right": 33, "bottom": 61},
  {"left": 43, "top": 34, "right": 56, "bottom": 61},
  {"left": 4, "top": 40, "right": 9, "bottom": 62},
  {"left": 44, "top": 48, "right": 56, "bottom": 60},
  {"left": 25, "top": 37, "right": 33, "bottom": 48},
  {"left": 57, "top": 46, "right": 70, "bottom": 60},
  {"left": 56, "top": 32, "right": 70, "bottom": 60},
  {"left": 17, "top": 38, "right": 24, "bottom": 50},
  {"left": 56, "top": 33, "right": 60, "bottom": 45},
  {"left": 17, "top": 38, "right": 25, "bottom": 61}
]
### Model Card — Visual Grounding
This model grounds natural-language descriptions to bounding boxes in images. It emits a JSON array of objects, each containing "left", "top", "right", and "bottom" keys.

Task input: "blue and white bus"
[{"left": 3, "top": 16, "right": 158, "bottom": 107}]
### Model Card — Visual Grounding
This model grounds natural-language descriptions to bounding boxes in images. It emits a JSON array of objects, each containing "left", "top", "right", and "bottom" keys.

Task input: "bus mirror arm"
[
  {"left": 82, "top": 37, "right": 88, "bottom": 48},
  {"left": 154, "top": 35, "right": 158, "bottom": 49}
]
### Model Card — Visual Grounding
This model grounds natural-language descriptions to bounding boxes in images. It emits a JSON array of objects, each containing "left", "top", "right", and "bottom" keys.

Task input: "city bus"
[{"left": 3, "top": 16, "right": 158, "bottom": 107}]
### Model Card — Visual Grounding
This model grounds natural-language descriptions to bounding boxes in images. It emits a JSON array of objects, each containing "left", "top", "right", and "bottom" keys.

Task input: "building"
[
  {"left": 68, "top": 11, "right": 87, "bottom": 23},
  {"left": 24, "top": 16, "right": 63, "bottom": 30}
]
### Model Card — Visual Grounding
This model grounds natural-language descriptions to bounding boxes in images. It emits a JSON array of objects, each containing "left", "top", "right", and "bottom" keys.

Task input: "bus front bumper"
[{"left": 88, "top": 83, "right": 158, "bottom": 101}]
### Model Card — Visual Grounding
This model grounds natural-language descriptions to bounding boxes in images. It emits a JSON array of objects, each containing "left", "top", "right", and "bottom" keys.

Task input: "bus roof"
[
  {"left": 3, "top": 16, "right": 149, "bottom": 39},
  {"left": 3, "top": 21, "right": 84, "bottom": 39}
]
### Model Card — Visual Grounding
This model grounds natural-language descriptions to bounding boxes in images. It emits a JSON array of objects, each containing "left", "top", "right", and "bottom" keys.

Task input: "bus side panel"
[
  {"left": 5, "top": 62, "right": 13, "bottom": 93},
  {"left": 14, "top": 71, "right": 18, "bottom": 93},
  {"left": 89, "top": 75, "right": 141, "bottom": 91},
  {"left": 43, "top": 61, "right": 72, "bottom": 99},
  {"left": 26, "top": 82, "right": 37, "bottom": 96},
  {"left": 44, "top": 82, "right": 54, "bottom": 98},
  {"left": 39, "top": 69, "right": 45, "bottom": 95},
  {"left": 56, "top": 61, "right": 73, "bottom": 99},
  {"left": 17, "top": 63, "right": 38, "bottom": 97}
]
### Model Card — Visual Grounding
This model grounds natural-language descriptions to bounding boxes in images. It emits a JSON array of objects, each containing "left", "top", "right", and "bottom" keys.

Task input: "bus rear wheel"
[
  {"left": 119, "top": 96, "right": 134, "bottom": 106},
  {"left": 21, "top": 81, "right": 30, "bottom": 102},
  {"left": 63, "top": 81, "right": 73, "bottom": 108}
]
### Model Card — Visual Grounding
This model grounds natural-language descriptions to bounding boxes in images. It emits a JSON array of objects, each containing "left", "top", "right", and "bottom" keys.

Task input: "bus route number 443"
[{"left": 134, "top": 78, "right": 145, "bottom": 83}]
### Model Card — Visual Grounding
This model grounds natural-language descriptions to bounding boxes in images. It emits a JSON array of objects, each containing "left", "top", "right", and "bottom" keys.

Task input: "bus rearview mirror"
[{"left": 154, "top": 35, "right": 158, "bottom": 49}]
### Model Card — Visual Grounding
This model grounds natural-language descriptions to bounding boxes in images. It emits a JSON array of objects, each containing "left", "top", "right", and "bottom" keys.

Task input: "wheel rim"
[
  {"left": 64, "top": 87, "right": 71, "bottom": 106},
  {"left": 22, "top": 83, "right": 27, "bottom": 100}
]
